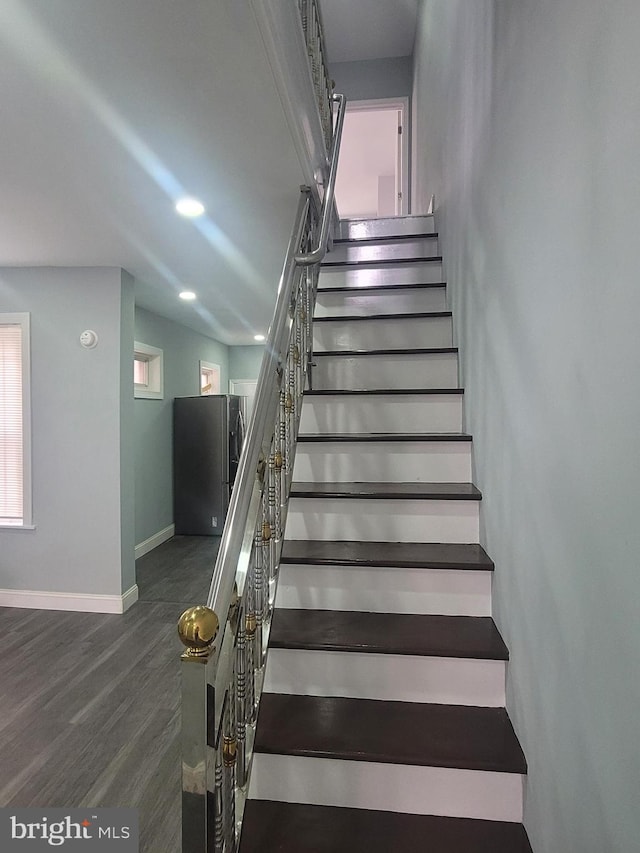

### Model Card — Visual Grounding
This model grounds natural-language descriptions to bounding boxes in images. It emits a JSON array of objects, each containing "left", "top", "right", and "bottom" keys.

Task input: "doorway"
[
  {"left": 335, "top": 98, "right": 409, "bottom": 220},
  {"left": 229, "top": 379, "right": 257, "bottom": 426}
]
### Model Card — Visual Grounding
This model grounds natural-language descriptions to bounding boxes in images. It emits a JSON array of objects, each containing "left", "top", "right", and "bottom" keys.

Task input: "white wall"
[
  {"left": 335, "top": 109, "right": 399, "bottom": 218},
  {"left": 413, "top": 2, "right": 640, "bottom": 851},
  {"left": 0, "top": 267, "right": 134, "bottom": 605},
  {"left": 330, "top": 56, "right": 412, "bottom": 102},
  {"left": 229, "top": 345, "right": 263, "bottom": 382}
]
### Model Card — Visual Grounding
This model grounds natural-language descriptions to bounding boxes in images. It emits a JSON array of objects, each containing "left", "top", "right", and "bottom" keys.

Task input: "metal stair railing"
[{"left": 177, "top": 67, "right": 346, "bottom": 853}]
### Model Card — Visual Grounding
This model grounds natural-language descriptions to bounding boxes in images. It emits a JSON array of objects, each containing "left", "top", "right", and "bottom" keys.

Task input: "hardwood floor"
[{"left": 0, "top": 535, "right": 220, "bottom": 853}]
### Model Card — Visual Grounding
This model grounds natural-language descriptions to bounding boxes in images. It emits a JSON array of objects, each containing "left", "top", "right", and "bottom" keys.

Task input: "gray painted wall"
[
  {"left": 330, "top": 56, "right": 412, "bottom": 101},
  {"left": 134, "top": 307, "right": 229, "bottom": 546},
  {"left": 229, "top": 345, "right": 264, "bottom": 381},
  {"left": 0, "top": 267, "right": 133, "bottom": 597},
  {"left": 412, "top": 2, "right": 640, "bottom": 851}
]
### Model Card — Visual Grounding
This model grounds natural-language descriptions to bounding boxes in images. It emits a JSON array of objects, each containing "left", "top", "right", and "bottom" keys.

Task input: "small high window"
[
  {"left": 200, "top": 361, "right": 221, "bottom": 395},
  {"left": 134, "top": 342, "right": 163, "bottom": 399}
]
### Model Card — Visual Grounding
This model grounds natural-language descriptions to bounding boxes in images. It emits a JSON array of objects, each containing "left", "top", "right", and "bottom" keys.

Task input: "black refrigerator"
[{"left": 173, "top": 395, "right": 245, "bottom": 535}]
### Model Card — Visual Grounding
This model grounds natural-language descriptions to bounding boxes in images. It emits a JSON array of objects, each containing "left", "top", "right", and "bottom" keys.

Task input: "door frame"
[{"left": 343, "top": 97, "right": 410, "bottom": 216}]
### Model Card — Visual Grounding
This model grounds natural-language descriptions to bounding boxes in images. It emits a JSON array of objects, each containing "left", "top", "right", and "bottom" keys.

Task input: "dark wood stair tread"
[
  {"left": 304, "top": 387, "right": 463, "bottom": 396},
  {"left": 333, "top": 231, "right": 438, "bottom": 245},
  {"left": 318, "top": 281, "right": 446, "bottom": 293},
  {"left": 239, "top": 801, "right": 533, "bottom": 853},
  {"left": 313, "top": 346, "right": 458, "bottom": 357},
  {"left": 322, "top": 256, "right": 443, "bottom": 268},
  {"left": 281, "top": 540, "right": 494, "bottom": 571},
  {"left": 254, "top": 694, "right": 527, "bottom": 774},
  {"left": 297, "top": 433, "right": 472, "bottom": 442},
  {"left": 314, "top": 311, "right": 452, "bottom": 322},
  {"left": 290, "top": 482, "right": 482, "bottom": 500},
  {"left": 270, "top": 610, "right": 508, "bottom": 661}
]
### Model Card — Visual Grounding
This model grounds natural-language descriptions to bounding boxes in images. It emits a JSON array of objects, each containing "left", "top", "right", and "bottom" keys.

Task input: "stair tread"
[
  {"left": 318, "top": 281, "right": 446, "bottom": 293},
  {"left": 290, "top": 482, "right": 482, "bottom": 500},
  {"left": 314, "top": 310, "right": 452, "bottom": 322},
  {"left": 313, "top": 346, "right": 458, "bottom": 357},
  {"left": 333, "top": 231, "right": 438, "bottom": 245},
  {"left": 322, "top": 256, "right": 443, "bottom": 268},
  {"left": 254, "top": 694, "right": 527, "bottom": 774},
  {"left": 304, "top": 387, "right": 463, "bottom": 396},
  {"left": 281, "top": 540, "right": 494, "bottom": 570},
  {"left": 240, "top": 801, "right": 533, "bottom": 853},
  {"left": 297, "top": 432, "right": 472, "bottom": 442},
  {"left": 270, "top": 610, "right": 508, "bottom": 660}
]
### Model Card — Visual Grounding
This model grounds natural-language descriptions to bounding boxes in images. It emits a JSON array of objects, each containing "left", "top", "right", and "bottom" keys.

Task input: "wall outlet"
[{"left": 211, "top": 516, "right": 217, "bottom": 528}]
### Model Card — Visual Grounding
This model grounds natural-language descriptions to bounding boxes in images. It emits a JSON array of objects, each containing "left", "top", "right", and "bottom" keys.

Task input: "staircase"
[{"left": 238, "top": 215, "right": 533, "bottom": 851}]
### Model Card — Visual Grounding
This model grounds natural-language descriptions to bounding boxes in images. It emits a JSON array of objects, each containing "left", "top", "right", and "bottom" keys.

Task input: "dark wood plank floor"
[{"left": 0, "top": 535, "right": 220, "bottom": 853}]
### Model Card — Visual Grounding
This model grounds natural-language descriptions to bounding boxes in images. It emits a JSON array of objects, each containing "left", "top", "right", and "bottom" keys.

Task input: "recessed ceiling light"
[
  {"left": 179, "top": 291, "right": 197, "bottom": 301},
  {"left": 175, "top": 197, "right": 205, "bottom": 218},
  {"left": 254, "top": 334, "right": 265, "bottom": 342}
]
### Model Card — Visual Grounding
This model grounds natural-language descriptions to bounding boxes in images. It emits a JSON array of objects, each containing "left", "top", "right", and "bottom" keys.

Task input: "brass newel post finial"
[{"left": 178, "top": 605, "right": 219, "bottom": 663}]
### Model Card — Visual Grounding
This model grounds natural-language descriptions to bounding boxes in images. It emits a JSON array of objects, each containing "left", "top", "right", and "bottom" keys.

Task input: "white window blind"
[{"left": 0, "top": 314, "right": 30, "bottom": 525}]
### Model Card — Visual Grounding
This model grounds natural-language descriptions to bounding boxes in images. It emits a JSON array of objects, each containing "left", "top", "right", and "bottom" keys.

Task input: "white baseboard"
[
  {"left": 135, "top": 524, "right": 175, "bottom": 559},
  {"left": 0, "top": 584, "right": 140, "bottom": 614}
]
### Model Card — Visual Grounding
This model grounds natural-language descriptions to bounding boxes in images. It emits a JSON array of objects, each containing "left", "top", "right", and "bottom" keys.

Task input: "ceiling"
[
  {"left": 319, "top": 0, "right": 419, "bottom": 63},
  {"left": 0, "top": 0, "right": 418, "bottom": 346}
]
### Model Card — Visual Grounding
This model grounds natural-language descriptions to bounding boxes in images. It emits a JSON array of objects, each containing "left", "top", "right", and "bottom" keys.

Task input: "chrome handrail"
[
  {"left": 178, "top": 88, "right": 346, "bottom": 853},
  {"left": 295, "top": 93, "right": 346, "bottom": 266},
  {"left": 206, "top": 92, "right": 345, "bottom": 643}
]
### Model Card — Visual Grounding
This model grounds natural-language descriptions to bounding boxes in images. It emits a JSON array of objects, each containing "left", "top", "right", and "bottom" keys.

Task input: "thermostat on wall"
[{"left": 80, "top": 329, "right": 98, "bottom": 349}]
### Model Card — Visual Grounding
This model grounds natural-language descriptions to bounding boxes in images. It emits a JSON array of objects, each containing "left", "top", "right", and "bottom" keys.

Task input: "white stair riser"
[
  {"left": 313, "top": 352, "right": 458, "bottom": 392},
  {"left": 249, "top": 754, "right": 524, "bottom": 823},
  {"left": 285, "top": 498, "right": 480, "bottom": 543},
  {"left": 264, "top": 649, "right": 506, "bottom": 707},
  {"left": 313, "top": 315, "right": 453, "bottom": 352},
  {"left": 293, "top": 441, "right": 472, "bottom": 483},
  {"left": 319, "top": 262, "right": 443, "bottom": 290},
  {"left": 337, "top": 215, "right": 435, "bottom": 240},
  {"left": 315, "top": 286, "right": 447, "bottom": 318},
  {"left": 300, "top": 394, "right": 463, "bottom": 434},
  {"left": 328, "top": 237, "right": 439, "bottom": 264},
  {"left": 275, "top": 565, "right": 493, "bottom": 617}
]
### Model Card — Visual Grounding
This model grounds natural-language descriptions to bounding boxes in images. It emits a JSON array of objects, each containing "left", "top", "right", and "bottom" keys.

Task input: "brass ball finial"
[{"left": 178, "top": 606, "right": 219, "bottom": 661}]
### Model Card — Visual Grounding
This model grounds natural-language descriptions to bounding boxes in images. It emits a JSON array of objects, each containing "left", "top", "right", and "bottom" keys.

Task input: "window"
[
  {"left": 134, "top": 342, "right": 163, "bottom": 399},
  {"left": 0, "top": 313, "right": 32, "bottom": 527},
  {"left": 200, "top": 361, "right": 221, "bottom": 395}
]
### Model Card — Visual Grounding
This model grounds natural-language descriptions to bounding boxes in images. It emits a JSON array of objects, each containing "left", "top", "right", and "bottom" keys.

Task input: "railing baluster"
[
  {"left": 235, "top": 606, "right": 247, "bottom": 789},
  {"left": 214, "top": 740, "right": 223, "bottom": 853},
  {"left": 222, "top": 696, "right": 236, "bottom": 852}
]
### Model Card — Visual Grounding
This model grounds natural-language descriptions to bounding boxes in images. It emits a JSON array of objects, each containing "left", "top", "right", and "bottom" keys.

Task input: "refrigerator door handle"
[{"left": 233, "top": 409, "right": 245, "bottom": 463}]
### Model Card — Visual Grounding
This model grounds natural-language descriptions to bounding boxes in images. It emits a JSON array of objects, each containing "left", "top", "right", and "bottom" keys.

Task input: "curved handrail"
[
  {"left": 179, "top": 5, "right": 345, "bottom": 849},
  {"left": 294, "top": 92, "right": 346, "bottom": 266},
  {"left": 205, "top": 91, "right": 345, "bottom": 623}
]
